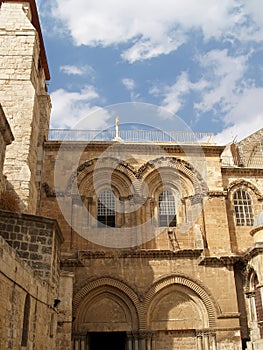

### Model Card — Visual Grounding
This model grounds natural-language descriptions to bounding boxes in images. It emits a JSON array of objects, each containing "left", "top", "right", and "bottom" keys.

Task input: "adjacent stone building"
[{"left": 0, "top": 1, "right": 263, "bottom": 350}]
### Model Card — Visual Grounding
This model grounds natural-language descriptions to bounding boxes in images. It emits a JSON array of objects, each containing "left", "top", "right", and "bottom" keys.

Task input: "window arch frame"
[
  {"left": 233, "top": 188, "right": 254, "bottom": 226},
  {"left": 97, "top": 188, "right": 116, "bottom": 227}
]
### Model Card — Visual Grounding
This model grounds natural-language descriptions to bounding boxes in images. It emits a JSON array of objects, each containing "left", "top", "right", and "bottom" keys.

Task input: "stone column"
[
  {"left": 74, "top": 339, "right": 80, "bottom": 350},
  {"left": 247, "top": 292, "right": 257, "bottom": 322},
  {"left": 203, "top": 331, "right": 210, "bottom": 350},
  {"left": 196, "top": 331, "right": 203, "bottom": 350},
  {"left": 210, "top": 333, "right": 217, "bottom": 350},
  {"left": 74, "top": 334, "right": 86, "bottom": 350},
  {"left": 145, "top": 332, "right": 155, "bottom": 350},
  {"left": 151, "top": 333, "right": 156, "bottom": 350},
  {"left": 80, "top": 337, "right": 86, "bottom": 350},
  {"left": 126, "top": 333, "right": 133, "bottom": 350},
  {"left": 134, "top": 333, "right": 139, "bottom": 350},
  {"left": 138, "top": 333, "right": 146, "bottom": 350},
  {"left": 86, "top": 197, "right": 93, "bottom": 227}
]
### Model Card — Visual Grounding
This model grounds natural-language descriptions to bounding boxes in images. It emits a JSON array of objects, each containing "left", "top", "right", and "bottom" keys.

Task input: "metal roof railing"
[{"left": 48, "top": 129, "right": 215, "bottom": 144}]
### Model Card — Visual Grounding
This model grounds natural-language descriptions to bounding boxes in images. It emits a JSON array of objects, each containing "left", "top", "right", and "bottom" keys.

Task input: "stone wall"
[
  {"left": 0, "top": 210, "right": 63, "bottom": 289},
  {"left": 0, "top": 1, "right": 51, "bottom": 213},
  {"left": 0, "top": 235, "right": 58, "bottom": 350}
]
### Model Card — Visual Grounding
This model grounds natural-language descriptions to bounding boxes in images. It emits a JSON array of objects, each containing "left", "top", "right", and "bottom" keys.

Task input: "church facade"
[{"left": 0, "top": 1, "right": 263, "bottom": 350}]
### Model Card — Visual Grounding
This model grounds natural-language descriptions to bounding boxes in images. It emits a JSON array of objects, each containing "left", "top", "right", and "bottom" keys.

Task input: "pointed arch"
[
  {"left": 73, "top": 277, "right": 141, "bottom": 332},
  {"left": 144, "top": 274, "right": 220, "bottom": 330}
]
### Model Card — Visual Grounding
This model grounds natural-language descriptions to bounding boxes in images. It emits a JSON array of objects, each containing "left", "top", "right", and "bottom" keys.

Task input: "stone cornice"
[
  {"left": 44, "top": 140, "right": 224, "bottom": 156},
  {"left": 207, "top": 191, "right": 227, "bottom": 198},
  {"left": 198, "top": 255, "right": 241, "bottom": 266},
  {"left": 222, "top": 167, "right": 263, "bottom": 175},
  {"left": 74, "top": 249, "right": 203, "bottom": 261},
  {"left": 243, "top": 243, "right": 263, "bottom": 260}
]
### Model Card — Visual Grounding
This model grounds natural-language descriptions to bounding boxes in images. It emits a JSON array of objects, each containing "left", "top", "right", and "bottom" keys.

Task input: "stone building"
[{"left": 0, "top": 1, "right": 263, "bottom": 350}]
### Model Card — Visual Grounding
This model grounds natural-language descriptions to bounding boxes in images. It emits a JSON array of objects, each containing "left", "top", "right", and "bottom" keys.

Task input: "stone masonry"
[
  {"left": 1, "top": 1, "right": 263, "bottom": 350},
  {"left": 0, "top": 210, "right": 63, "bottom": 288},
  {"left": 0, "top": 0, "right": 51, "bottom": 213}
]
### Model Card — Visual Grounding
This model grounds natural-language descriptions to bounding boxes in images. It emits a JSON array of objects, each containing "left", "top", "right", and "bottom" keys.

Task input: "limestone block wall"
[
  {"left": 69, "top": 254, "right": 242, "bottom": 349},
  {"left": 0, "top": 210, "right": 63, "bottom": 289},
  {"left": 0, "top": 236, "right": 58, "bottom": 350},
  {"left": 40, "top": 142, "right": 230, "bottom": 254},
  {"left": 222, "top": 168, "right": 263, "bottom": 254},
  {"left": 0, "top": 1, "right": 51, "bottom": 213},
  {"left": 56, "top": 271, "right": 74, "bottom": 350}
]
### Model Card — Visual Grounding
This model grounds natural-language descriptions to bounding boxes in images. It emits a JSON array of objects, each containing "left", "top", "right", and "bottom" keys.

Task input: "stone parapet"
[{"left": 0, "top": 210, "right": 63, "bottom": 288}]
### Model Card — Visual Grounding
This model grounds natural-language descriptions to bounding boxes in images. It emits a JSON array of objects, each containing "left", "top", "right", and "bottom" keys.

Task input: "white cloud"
[
  {"left": 60, "top": 64, "right": 95, "bottom": 77},
  {"left": 50, "top": 86, "right": 111, "bottom": 129},
  {"left": 214, "top": 87, "right": 263, "bottom": 144},
  {"left": 121, "top": 34, "right": 186, "bottom": 63},
  {"left": 151, "top": 72, "right": 208, "bottom": 115},
  {"left": 214, "top": 115, "right": 263, "bottom": 145},
  {"left": 122, "top": 78, "right": 135, "bottom": 91},
  {"left": 121, "top": 78, "right": 140, "bottom": 101},
  {"left": 194, "top": 49, "right": 249, "bottom": 114},
  {"left": 152, "top": 49, "right": 262, "bottom": 144},
  {"left": 50, "top": 0, "right": 262, "bottom": 62}
]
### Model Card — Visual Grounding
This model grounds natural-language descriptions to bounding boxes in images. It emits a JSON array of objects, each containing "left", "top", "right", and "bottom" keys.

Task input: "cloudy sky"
[{"left": 36, "top": 0, "right": 263, "bottom": 144}]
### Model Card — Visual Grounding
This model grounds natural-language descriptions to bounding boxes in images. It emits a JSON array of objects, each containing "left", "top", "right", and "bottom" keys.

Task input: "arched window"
[
  {"left": 158, "top": 190, "right": 177, "bottom": 227},
  {"left": 97, "top": 189, "right": 116, "bottom": 227},
  {"left": 21, "top": 294, "right": 30, "bottom": 346},
  {"left": 233, "top": 189, "right": 254, "bottom": 226}
]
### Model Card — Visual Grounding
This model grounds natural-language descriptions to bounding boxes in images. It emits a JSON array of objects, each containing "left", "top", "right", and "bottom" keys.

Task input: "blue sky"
[{"left": 36, "top": 0, "right": 263, "bottom": 144}]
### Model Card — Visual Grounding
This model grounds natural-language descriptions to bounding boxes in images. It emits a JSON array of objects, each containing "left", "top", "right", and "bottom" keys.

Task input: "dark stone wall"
[{"left": 0, "top": 210, "right": 63, "bottom": 287}]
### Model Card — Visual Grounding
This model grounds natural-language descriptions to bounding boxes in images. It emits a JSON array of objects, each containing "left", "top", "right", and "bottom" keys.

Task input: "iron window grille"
[
  {"left": 233, "top": 189, "right": 254, "bottom": 226},
  {"left": 97, "top": 189, "right": 116, "bottom": 227},
  {"left": 158, "top": 190, "right": 177, "bottom": 227}
]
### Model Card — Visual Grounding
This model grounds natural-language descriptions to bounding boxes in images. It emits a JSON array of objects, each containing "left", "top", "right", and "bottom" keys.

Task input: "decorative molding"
[
  {"left": 222, "top": 167, "right": 263, "bottom": 176},
  {"left": 198, "top": 255, "right": 241, "bottom": 267},
  {"left": 225, "top": 180, "right": 263, "bottom": 203},
  {"left": 72, "top": 276, "right": 140, "bottom": 318},
  {"left": 76, "top": 249, "right": 203, "bottom": 261},
  {"left": 217, "top": 313, "right": 240, "bottom": 319},
  {"left": 207, "top": 191, "right": 227, "bottom": 198}
]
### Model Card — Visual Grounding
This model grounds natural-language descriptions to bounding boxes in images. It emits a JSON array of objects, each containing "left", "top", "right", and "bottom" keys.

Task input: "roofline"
[{"left": 0, "top": 0, "right": 50, "bottom": 80}]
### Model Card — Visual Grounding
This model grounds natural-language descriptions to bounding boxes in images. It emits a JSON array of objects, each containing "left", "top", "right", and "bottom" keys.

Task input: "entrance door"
[{"left": 89, "top": 332, "right": 126, "bottom": 350}]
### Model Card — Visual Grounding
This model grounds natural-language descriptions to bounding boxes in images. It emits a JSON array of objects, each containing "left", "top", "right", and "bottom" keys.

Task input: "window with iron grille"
[
  {"left": 233, "top": 189, "right": 254, "bottom": 226},
  {"left": 158, "top": 190, "right": 177, "bottom": 227},
  {"left": 97, "top": 189, "right": 116, "bottom": 227}
]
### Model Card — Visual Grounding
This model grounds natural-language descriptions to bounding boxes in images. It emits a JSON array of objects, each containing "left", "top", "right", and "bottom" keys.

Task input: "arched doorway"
[
  {"left": 145, "top": 276, "right": 218, "bottom": 350},
  {"left": 73, "top": 281, "right": 139, "bottom": 350}
]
